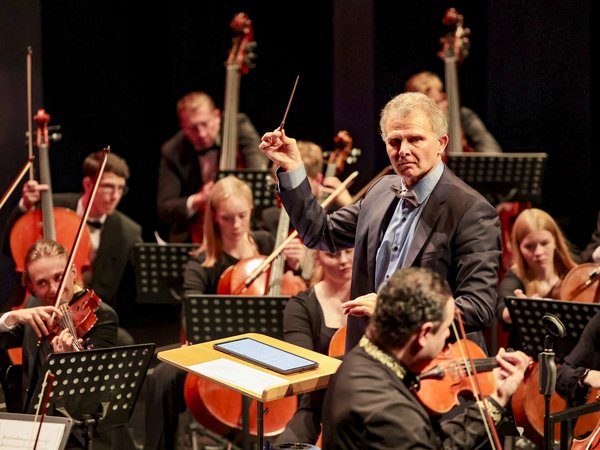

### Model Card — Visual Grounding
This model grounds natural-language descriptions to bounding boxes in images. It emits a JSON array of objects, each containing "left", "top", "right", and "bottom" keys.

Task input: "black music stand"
[
  {"left": 184, "top": 294, "right": 288, "bottom": 343},
  {"left": 445, "top": 152, "right": 547, "bottom": 205},
  {"left": 505, "top": 296, "right": 600, "bottom": 362},
  {"left": 217, "top": 169, "right": 278, "bottom": 227},
  {"left": 183, "top": 294, "right": 289, "bottom": 450},
  {"left": 26, "top": 343, "right": 156, "bottom": 450},
  {"left": 133, "top": 243, "right": 197, "bottom": 304}
]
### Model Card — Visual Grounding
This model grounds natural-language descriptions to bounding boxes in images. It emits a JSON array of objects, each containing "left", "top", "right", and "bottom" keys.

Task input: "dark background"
[{"left": 0, "top": 1, "right": 594, "bottom": 308}]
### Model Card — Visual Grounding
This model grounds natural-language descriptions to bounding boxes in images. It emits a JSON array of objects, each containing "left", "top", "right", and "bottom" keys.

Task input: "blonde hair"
[
  {"left": 297, "top": 141, "right": 324, "bottom": 180},
  {"left": 511, "top": 208, "right": 576, "bottom": 296},
  {"left": 196, "top": 176, "right": 254, "bottom": 267},
  {"left": 22, "top": 239, "right": 68, "bottom": 287},
  {"left": 379, "top": 92, "right": 447, "bottom": 142}
]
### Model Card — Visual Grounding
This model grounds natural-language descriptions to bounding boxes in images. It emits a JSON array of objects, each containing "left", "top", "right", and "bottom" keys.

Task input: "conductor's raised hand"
[{"left": 259, "top": 129, "right": 303, "bottom": 172}]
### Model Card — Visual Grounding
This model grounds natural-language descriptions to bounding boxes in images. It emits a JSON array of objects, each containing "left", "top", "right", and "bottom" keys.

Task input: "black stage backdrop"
[{"left": 0, "top": 1, "right": 594, "bottom": 307}]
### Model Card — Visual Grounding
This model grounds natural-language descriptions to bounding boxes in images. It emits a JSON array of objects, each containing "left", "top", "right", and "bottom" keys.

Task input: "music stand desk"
[{"left": 158, "top": 332, "right": 342, "bottom": 449}]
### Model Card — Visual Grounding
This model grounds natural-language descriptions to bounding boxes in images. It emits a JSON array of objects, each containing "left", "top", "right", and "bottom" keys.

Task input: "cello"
[
  {"left": 183, "top": 182, "right": 309, "bottom": 439},
  {"left": 189, "top": 12, "right": 257, "bottom": 244}
]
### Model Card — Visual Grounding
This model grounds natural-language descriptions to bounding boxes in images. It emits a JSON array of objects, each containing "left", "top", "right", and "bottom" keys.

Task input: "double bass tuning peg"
[{"left": 25, "top": 126, "right": 62, "bottom": 144}]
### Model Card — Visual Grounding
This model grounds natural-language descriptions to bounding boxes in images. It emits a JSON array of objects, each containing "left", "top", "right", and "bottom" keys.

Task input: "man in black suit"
[
  {"left": 260, "top": 91, "right": 501, "bottom": 351},
  {"left": 6, "top": 151, "right": 142, "bottom": 327},
  {"left": 156, "top": 91, "right": 268, "bottom": 242}
]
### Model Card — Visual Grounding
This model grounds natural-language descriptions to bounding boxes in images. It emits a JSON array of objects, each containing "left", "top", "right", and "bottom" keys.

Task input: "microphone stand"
[
  {"left": 539, "top": 313, "right": 566, "bottom": 449},
  {"left": 539, "top": 333, "right": 557, "bottom": 449}
]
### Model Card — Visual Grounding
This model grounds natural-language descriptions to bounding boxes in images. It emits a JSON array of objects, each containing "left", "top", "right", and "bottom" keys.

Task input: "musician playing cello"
[
  {"left": 0, "top": 239, "right": 134, "bottom": 450},
  {"left": 322, "top": 267, "right": 530, "bottom": 449},
  {"left": 146, "top": 175, "right": 301, "bottom": 450}
]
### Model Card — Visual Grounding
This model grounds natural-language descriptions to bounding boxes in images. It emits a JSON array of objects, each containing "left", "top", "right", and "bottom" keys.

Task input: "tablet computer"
[{"left": 213, "top": 337, "right": 319, "bottom": 375}]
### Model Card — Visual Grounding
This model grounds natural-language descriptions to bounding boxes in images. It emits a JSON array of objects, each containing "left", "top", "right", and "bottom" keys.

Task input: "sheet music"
[
  {"left": 188, "top": 358, "right": 287, "bottom": 395},
  {"left": 0, "top": 419, "right": 65, "bottom": 450}
]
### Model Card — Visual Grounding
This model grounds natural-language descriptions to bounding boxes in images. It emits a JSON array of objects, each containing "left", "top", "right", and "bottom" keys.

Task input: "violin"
[
  {"left": 416, "top": 338, "right": 498, "bottom": 415},
  {"left": 47, "top": 289, "right": 100, "bottom": 349}
]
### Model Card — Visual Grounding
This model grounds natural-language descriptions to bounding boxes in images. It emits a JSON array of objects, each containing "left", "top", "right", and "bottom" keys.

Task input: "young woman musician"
[
  {"left": 146, "top": 175, "right": 296, "bottom": 450},
  {"left": 274, "top": 247, "right": 354, "bottom": 445},
  {"left": 497, "top": 208, "right": 577, "bottom": 348}
]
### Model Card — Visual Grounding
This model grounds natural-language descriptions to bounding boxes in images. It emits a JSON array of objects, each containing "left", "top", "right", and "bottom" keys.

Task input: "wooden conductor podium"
[{"left": 158, "top": 332, "right": 342, "bottom": 450}]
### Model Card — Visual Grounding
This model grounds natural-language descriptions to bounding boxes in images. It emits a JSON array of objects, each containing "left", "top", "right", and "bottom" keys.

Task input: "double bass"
[
  {"left": 438, "top": 7, "right": 471, "bottom": 156},
  {"left": 9, "top": 109, "right": 92, "bottom": 282},
  {"left": 189, "top": 12, "right": 257, "bottom": 244}
]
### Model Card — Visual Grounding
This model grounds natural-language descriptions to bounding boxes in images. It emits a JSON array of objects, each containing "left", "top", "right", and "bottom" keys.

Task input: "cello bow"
[
  {"left": 0, "top": 156, "right": 35, "bottom": 211},
  {"left": 232, "top": 171, "right": 358, "bottom": 294}
]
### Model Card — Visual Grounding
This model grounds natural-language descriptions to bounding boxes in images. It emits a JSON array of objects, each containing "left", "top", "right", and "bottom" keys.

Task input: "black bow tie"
[
  {"left": 87, "top": 220, "right": 103, "bottom": 230},
  {"left": 390, "top": 185, "right": 419, "bottom": 208}
]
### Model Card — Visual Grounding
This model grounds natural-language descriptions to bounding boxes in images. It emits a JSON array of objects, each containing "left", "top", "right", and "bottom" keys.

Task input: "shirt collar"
[{"left": 402, "top": 161, "right": 444, "bottom": 205}]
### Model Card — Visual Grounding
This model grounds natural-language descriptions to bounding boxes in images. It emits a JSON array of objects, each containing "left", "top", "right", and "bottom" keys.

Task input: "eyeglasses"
[{"left": 98, "top": 183, "right": 129, "bottom": 195}]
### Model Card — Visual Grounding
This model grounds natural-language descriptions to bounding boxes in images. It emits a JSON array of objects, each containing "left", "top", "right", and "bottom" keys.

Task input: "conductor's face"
[{"left": 384, "top": 110, "right": 447, "bottom": 188}]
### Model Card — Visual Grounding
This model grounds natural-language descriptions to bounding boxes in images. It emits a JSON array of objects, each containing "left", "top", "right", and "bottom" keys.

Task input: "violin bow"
[
  {"left": 51, "top": 147, "right": 110, "bottom": 349},
  {"left": 0, "top": 156, "right": 35, "bottom": 211},
  {"left": 27, "top": 47, "right": 34, "bottom": 180},
  {"left": 31, "top": 369, "right": 55, "bottom": 450},
  {"left": 451, "top": 310, "right": 503, "bottom": 450},
  {"left": 234, "top": 171, "right": 358, "bottom": 294}
]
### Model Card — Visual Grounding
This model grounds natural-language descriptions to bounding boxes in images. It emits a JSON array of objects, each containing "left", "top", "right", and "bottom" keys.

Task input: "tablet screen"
[{"left": 214, "top": 337, "right": 319, "bottom": 375}]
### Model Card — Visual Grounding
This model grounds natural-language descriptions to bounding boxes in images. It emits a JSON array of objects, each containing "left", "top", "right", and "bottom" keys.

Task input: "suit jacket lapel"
[{"left": 403, "top": 170, "right": 450, "bottom": 267}]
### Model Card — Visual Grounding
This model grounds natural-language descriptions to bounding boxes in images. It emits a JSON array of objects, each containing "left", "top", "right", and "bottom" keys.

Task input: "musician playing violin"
[
  {"left": 322, "top": 267, "right": 530, "bottom": 449},
  {"left": 0, "top": 239, "right": 132, "bottom": 449},
  {"left": 157, "top": 91, "right": 268, "bottom": 243},
  {"left": 2, "top": 151, "right": 142, "bottom": 328}
]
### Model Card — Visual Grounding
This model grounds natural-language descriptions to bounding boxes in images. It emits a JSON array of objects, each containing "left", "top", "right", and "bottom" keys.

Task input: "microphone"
[{"left": 539, "top": 313, "right": 565, "bottom": 397}]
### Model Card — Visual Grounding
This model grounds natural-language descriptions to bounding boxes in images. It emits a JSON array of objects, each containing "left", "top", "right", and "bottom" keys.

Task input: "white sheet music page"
[
  {"left": 0, "top": 419, "right": 65, "bottom": 450},
  {"left": 188, "top": 358, "right": 287, "bottom": 395}
]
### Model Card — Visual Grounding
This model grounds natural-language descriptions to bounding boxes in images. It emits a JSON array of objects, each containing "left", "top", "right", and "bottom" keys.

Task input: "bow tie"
[
  {"left": 390, "top": 185, "right": 419, "bottom": 208},
  {"left": 87, "top": 220, "right": 103, "bottom": 230}
]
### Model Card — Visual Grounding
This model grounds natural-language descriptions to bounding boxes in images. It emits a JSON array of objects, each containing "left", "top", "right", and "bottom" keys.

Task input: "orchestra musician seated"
[
  {"left": 0, "top": 238, "right": 134, "bottom": 450},
  {"left": 145, "top": 175, "right": 302, "bottom": 450},
  {"left": 497, "top": 208, "right": 578, "bottom": 349},
  {"left": 2, "top": 151, "right": 142, "bottom": 330},
  {"left": 321, "top": 267, "right": 530, "bottom": 449},
  {"left": 273, "top": 247, "right": 354, "bottom": 445}
]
